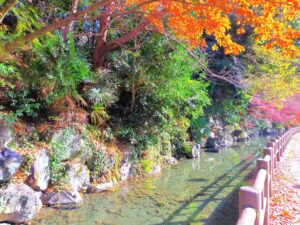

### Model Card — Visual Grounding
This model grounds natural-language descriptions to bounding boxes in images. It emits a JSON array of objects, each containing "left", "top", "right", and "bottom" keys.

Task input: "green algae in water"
[{"left": 32, "top": 137, "right": 268, "bottom": 225}]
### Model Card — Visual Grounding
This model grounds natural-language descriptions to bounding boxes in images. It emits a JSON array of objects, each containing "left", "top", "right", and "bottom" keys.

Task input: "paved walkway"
[{"left": 270, "top": 133, "right": 300, "bottom": 225}]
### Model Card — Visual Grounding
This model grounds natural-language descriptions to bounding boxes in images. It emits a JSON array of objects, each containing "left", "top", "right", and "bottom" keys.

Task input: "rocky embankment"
[{"left": 0, "top": 124, "right": 178, "bottom": 224}]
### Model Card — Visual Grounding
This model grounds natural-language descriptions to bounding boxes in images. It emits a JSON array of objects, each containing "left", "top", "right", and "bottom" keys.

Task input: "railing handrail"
[{"left": 236, "top": 127, "right": 300, "bottom": 225}]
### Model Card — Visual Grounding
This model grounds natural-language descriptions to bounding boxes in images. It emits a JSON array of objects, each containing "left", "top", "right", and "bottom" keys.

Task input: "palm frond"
[{"left": 86, "top": 87, "right": 118, "bottom": 107}]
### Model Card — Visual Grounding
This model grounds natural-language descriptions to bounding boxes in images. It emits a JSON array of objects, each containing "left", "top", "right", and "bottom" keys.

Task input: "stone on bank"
[
  {"left": 0, "top": 183, "right": 42, "bottom": 223},
  {"left": 0, "top": 148, "right": 23, "bottom": 183}
]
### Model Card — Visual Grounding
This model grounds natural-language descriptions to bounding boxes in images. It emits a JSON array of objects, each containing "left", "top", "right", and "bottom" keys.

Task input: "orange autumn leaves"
[{"left": 125, "top": 0, "right": 300, "bottom": 56}]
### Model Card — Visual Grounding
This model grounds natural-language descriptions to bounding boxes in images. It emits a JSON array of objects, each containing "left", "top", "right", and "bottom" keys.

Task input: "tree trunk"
[
  {"left": 92, "top": 10, "right": 111, "bottom": 68},
  {"left": 92, "top": 19, "right": 150, "bottom": 68},
  {"left": 131, "top": 76, "right": 136, "bottom": 112},
  {"left": 0, "top": 0, "right": 17, "bottom": 23}
]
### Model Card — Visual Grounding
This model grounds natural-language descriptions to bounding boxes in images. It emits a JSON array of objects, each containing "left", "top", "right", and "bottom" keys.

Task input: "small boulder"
[
  {"left": 0, "top": 183, "right": 42, "bottom": 223},
  {"left": 28, "top": 149, "right": 50, "bottom": 191},
  {"left": 95, "top": 178, "right": 118, "bottom": 192},
  {"left": 192, "top": 144, "right": 201, "bottom": 158},
  {"left": 41, "top": 190, "right": 82, "bottom": 209},
  {"left": 119, "top": 163, "right": 132, "bottom": 181},
  {"left": 65, "top": 162, "right": 90, "bottom": 192},
  {"left": 205, "top": 137, "right": 220, "bottom": 152},
  {"left": 105, "top": 154, "right": 116, "bottom": 172},
  {"left": 220, "top": 135, "right": 234, "bottom": 147},
  {"left": 237, "top": 131, "right": 249, "bottom": 142},
  {"left": 148, "top": 164, "right": 161, "bottom": 175},
  {"left": 0, "top": 125, "right": 12, "bottom": 148},
  {"left": 163, "top": 156, "right": 178, "bottom": 165},
  {"left": 0, "top": 148, "right": 23, "bottom": 183},
  {"left": 232, "top": 130, "right": 243, "bottom": 137},
  {"left": 260, "top": 128, "right": 278, "bottom": 136}
]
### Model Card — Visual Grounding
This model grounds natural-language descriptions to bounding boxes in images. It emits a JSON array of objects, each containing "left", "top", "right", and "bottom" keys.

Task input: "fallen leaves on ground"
[{"left": 270, "top": 134, "right": 300, "bottom": 225}]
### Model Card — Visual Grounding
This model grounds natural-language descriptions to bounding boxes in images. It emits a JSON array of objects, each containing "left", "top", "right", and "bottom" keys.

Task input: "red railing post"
[
  {"left": 263, "top": 148, "right": 273, "bottom": 180},
  {"left": 267, "top": 141, "right": 276, "bottom": 169},
  {"left": 239, "top": 186, "right": 261, "bottom": 225},
  {"left": 278, "top": 135, "right": 283, "bottom": 157},
  {"left": 257, "top": 157, "right": 271, "bottom": 225}
]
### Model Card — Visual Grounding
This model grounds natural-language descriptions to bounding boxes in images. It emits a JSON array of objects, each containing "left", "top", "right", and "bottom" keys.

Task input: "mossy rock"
[
  {"left": 50, "top": 127, "right": 94, "bottom": 162},
  {"left": 240, "top": 131, "right": 248, "bottom": 138}
]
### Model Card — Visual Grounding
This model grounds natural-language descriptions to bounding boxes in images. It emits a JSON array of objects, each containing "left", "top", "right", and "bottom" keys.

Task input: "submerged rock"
[
  {"left": 65, "top": 162, "right": 90, "bottom": 192},
  {"left": 260, "top": 128, "right": 278, "bottom": 136},
  {"left": 0, "top": 148, "right": 23, "bottom": 183},
  {"left": 0, "top": 183, "right": 42, "bottom": 223},
  {"left": 41, "top": 191, "right": 82, "bottom": 209},
  {"left": 28, "top": 149, "right": 50, "bottom": 191},
  {"left": 205, "top": 148, "right": 220, "bottom": 153}
]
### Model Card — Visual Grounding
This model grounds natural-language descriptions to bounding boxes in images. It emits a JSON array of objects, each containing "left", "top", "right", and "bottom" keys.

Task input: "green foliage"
[
  {"left": 85, "top": 70, "right": 119, "bottom": 107},
  {"left": 206, "top": 82, "right": 251, "bottom": 128},
  {"left": 4, "top": 90, "right": 41, "bottom": 118},
  {"left": 191, "top": 116, "right": 211, "bottom": 144},
  {"left": 49, "top": 140, "right": 67, "bottom": 185},
  {"left": 0, "top": 2, "right": 41, "bottom": 41},
  {"left": 24, "top": 33, "right": 92, "bottom": 103},
  {"left": 20, "top": 153, "right": 34, "bottom": 174},
  {"left": 109, "top": 35, "right": 210, "bottom": 158},
  {"left": 182, "top": 142, "right": 192, "bottom": 156},
  {"left": 222, "top": 91, "right": 250, "bottom": 124},
  {"left": 90, "top": 104, "right": 110, "bottom": 126},
  {"left": 49, "top": 152, "right": 66, "bottom": 186},
  {"left": 0, "top": 106, "right": 18, "bottom": 125},
  {"left": 102, "top": 126, "right": 114, "bottom": 142},
  {"left": 87, "top": 151, "right": 108, "bottom": 181},
  {"left": 0, "top": 63, "right": 19, "bottom": 88},
  {"left": 141, "top": 159, "right": 152, "bottom": 173}
]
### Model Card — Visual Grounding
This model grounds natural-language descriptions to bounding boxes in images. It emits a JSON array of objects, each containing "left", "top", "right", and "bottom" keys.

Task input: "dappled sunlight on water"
[{"left": 33, "top": 137, "right": 268, "bottom": 225}]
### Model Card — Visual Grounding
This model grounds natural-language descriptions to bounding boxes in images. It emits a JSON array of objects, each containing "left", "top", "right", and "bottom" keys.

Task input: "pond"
[{"left": 33, "top": 136, "right": 268, "bottom": 225}]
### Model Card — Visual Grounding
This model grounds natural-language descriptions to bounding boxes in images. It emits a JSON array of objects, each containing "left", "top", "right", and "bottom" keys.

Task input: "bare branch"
[
  {"left": 2, "top": 0, "right": 114, "bottom": 55},
  {"left": 63, "top": 0, "right": 80, "bottom": 41}
]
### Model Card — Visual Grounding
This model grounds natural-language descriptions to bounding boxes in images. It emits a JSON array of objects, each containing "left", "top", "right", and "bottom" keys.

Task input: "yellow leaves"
[
  {"left": 248, "top": 47, "right": 300, "bottom": 108},
  {"left": 212, "top": 44, "right": 218, "bottom": 51},
  {"left": 237, "top": 28, "right": 245, "bottom": 35},
  {"left": 224, "top": 44, "right": 245, "bottom": 54}
]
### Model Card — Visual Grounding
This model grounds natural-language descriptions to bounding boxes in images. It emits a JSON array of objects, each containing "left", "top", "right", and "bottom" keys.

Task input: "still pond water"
[{"left": 33, "top": 136, "right": 268, "bottom": 225}]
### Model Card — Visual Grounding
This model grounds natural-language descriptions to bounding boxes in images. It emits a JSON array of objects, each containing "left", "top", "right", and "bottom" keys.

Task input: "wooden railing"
[{"left": 236, "top": 127, "right": 300, "bottom": 225}]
